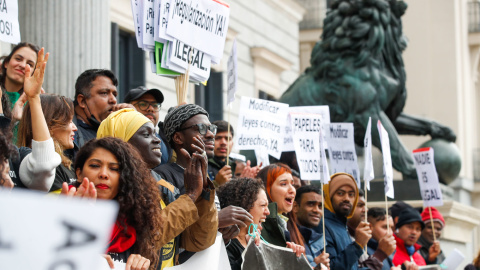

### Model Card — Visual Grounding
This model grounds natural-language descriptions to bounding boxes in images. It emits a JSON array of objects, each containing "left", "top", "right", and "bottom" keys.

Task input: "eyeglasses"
[
  {"left": 132, "top": 101, "right": 162, "bottom": 111},
  {"left": 178, "top": 123, "right": 217, "bottom": 135}
]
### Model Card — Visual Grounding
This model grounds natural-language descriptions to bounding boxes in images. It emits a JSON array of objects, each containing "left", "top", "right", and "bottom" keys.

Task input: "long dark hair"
[
  {"left": 17, "top": 94, "right": 74, "bottom": 167},
  {"left": 74, "top": 137, "right": 162, "bottom": 268},
  {"left": 0, "top": 42, "right": 40, "bottom": 119}
]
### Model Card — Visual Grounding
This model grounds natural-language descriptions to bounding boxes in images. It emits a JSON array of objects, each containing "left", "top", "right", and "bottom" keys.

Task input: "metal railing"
[{"left": 469, "top": 1, "right": 480, "bottom": 33}]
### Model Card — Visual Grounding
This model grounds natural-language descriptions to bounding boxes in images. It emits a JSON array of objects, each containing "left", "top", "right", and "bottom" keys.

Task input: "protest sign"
[
  {"left": 0, "top": 189, "right": 118, "bottom": 270},
  {"left": 227, "top": 39, "right": 237, "bottom": 105},
  {"left": 0, "top": 0, "right": 20, "bottom": 44},
  {"left": 363, "top": 117, "right": 374, "bottom": 190},
  {"left": 164, "top": 232, "right": 230, "bottom": 270},
  {"left": 241, "top": 238, "right": 311, "bottom": 270},
  {"left": 290, "top": 112, "right": 323, "bottom": 181},
  {"left": 412, "top": 147, "right": 443, "bottom": 207},
  {"left": 441, "top": 248, "right": 465, "bottom": 270},
  {"left": 166, "top": 0, "right": 230, "bottom": 60},
  {"left": 235, "top": 97, "right": 289, "bottom": 159},
  {"left": 169, "top": 38, "right": 211, "bottom": 80},
  {"left": 283, "top": 106, "right": 330, "bottom": 152},
  {"left": 325, "top": 123, "right": 360, "bottom": 185},
  {"left": 157, "top": 0, "right": 174, "bottom": 42},
  {"left": 131, "top": 0, "right": 143, "bottom": 48},
  {"left": 142, "top": 0, "right": 156, "bottom": 50},
  {"left": 155, "top": 41, "right": 181, "bottom": 76},
  {"left": 377, "top": 120, "right": 394, "bottom": 199}
]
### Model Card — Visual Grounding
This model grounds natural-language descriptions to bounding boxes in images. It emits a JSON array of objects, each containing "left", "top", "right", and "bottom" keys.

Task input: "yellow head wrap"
[
  {"left": 97, "top": 108, "right": 150, "bottom": 142},
  {"left": 323, "top": 172, "right": 359, "bottom": 219}
]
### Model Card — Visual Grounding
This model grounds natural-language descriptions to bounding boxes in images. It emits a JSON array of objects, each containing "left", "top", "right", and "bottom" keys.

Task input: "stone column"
[{"left": 18, "top": 0, "right": 110, "bottom": 98}]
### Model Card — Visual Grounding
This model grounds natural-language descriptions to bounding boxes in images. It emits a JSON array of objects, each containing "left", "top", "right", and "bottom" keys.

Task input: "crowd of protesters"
[{"left": 1, "top": 42, "right": 479, "bottom": 270}]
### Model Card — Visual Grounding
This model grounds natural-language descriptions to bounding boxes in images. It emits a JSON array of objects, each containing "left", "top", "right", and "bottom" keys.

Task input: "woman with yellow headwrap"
[{"left": 96, "top": 108, "right": 218, "bottom": 270}]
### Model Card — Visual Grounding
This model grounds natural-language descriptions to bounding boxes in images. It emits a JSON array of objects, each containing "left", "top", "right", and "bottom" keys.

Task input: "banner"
[
  {"left": 377, "top": 120, "right": 394, "bottom": 199},
  {"left": 412, "top": 147, "right": 443, "bottom": 207},
  {"left": 0, "top": 190, "right": 118, "bottom": 270},
  {"left": 164, "top": 232, "right": 230, "bottom": 270},
  {"left": 235, "top": 97, "right": 289, "bottom": 159},
  {"left": 325, "top": 123, "right": 360, "bottom": 186},
  {"left": 0, "top": 0, "right": 20, "bottom": 44},
  {"left": 227, "top": 39, "right": 237, "bottom": 105},
  {"left": 283, "top": 106, "right": 330, "bottom": 152},
  {"left": 166, "top": 0, "right": 230, "bottom": 60},
  {"left": 290, "top": 113, "right": 322, "bottom": 181},
  {"left": 363, "top": 117, "right": 374, "bottom": 190}
]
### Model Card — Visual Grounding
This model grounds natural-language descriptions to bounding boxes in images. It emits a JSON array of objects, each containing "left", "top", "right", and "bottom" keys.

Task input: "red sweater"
[{"left": 392, "top": 234, "right": 426, "bottom": 267}]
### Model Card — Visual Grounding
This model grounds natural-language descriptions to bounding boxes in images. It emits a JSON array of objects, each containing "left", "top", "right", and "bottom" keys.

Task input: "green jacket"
[{"left": 261, "top": 202, "right": 287, "bottom": 247}]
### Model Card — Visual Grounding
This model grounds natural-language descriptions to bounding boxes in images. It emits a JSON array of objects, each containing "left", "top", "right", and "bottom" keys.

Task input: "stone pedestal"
[{"left": 18, "top": 0, "right": 111, "bottom": 98}]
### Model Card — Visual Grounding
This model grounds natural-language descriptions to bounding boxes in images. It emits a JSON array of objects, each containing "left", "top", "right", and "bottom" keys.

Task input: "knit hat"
[
  {"left": 163, "top": 104, "right": 209, "bottom": 144},
  {"left": 97, "top": 108, "right": 150, "bottom": 142},
  {"left": 323, "top": 173, "right": 359, "bottom": 219},
  {"left": 421, "top": 207, "right": 445, "bottom": 228},
  {"left": 396, "top": 207, "right": 425, "bottom": 230},
  {"left": 389, "top": 201, "right": 413, "bottom": 220}
]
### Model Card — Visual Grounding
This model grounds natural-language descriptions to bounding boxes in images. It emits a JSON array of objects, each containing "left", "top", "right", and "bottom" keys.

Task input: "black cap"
[
  {"left": 389, "top": 201, "right": 412, "bottom": 220},
  {"left": 124, "top": 86, "right": 164, "bottom": 104},
  {"left": 396, "top": 207, "right": 425, "bottom": 230}
]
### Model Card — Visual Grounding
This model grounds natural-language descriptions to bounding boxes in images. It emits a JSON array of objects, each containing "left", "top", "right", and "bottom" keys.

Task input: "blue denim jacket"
[{"left": 298, "top": 224, "right": 325, "bottom": 267}]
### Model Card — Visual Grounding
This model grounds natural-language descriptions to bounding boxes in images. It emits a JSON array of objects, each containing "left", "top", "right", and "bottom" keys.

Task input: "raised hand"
[
  {"left": 24, "top": 47, "right": 49, "bottom": 100},
  {"left": 180, "top": 148, "right": 204, "bottom": 202}
]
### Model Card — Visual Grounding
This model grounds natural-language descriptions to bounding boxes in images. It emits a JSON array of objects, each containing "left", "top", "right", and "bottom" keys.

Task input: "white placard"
[
  {"left": 142, "top": 0, "right": 156, "bottom": 50},
  {"left": 363, "top": 117, "right": 374, "bottom": 190},
  {"left": 0, "top": 0, "right": 21, "bottom": 44},
  {"left": 166, "top": 0, "right": 230, "bottom": 60},
  {"left": 131, "top": 0, "right": 143, "bottom": 48},
  {"left": 235, "top": 97, "right": 289, "bottom": 159},
  {"left": 164, "top": 232, "right": 231, "bottom": 270},
  {"left": 283, "top": 106, "right": 330, "bottom": 152},
  {"left": 255, "top": 149, "right": 270, "bottom": 167},
  {"left": 227, "top": 39, "right": 237, "bottom": 105},
  {"left": 0, "top": 189, "right": 118, "bottom": 270},
  {"left": 325, "top": 123, "right": 360, "bottom": 186},
  {"left": 158, "top": 0, "right": 175, "bottom": 41},
  {"left": 97, "top": 257, "right": 127, "bottom": 270},
  {"left": 290, "top": 113, "right": 322, "bottom": 181},
  {"left": 169, "top": 39, "right": 211, "bottom": 80},
  {"left": 377, "top": 120, "right": 394, "bottom": 199},
  {"left": 154, "top": 0, "right": 165, "bottom": 43},
  {"left": 441, "top": 248, "right": 465, "bottom": 270},
  {"left": 412, "top": 147, "right": 443, "bottom": 207}
]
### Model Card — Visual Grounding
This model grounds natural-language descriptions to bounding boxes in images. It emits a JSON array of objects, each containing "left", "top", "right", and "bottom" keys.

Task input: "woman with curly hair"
[
  {"left": 0, "top": 128, "right": 17, "bottom": 188},
  {"left": 217, "top": 177, "right": 270, "bottom": 270},
  {"left": 74, "top": 137, "right": 162, "bottom": 270},
  {"left": 257, "top": 163, "right": 306, "bottom": 254}
]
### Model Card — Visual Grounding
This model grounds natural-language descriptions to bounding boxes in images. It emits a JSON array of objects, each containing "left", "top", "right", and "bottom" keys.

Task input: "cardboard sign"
[
  {"left": 377, "top": 120, "right": 394, "bottom": 199},
  {"left": 142, "top": 0, "right": 156, "bottom": 50},
  {"left": 0, "top": 0, "right": 21, "bottom": 44},
  {"left": 169, "top": 39, "right": 211, "bottom": 80},
  {"left": 166, "top": 0, "right": 230, "bottom": 60},
  {"left": 155, "top": 41, "right": 181, "bottom": 76},
  {"left": 227, "top": 39, "right": 237, "bottom": 105},
  {"left": 131, "top": 0, "right": 143, "bottom": 48},
  {"left": 290, "top": 113, "right": 323, "bottom": 181},
  {"left": 0, "top": 189, "right": 118, "bottom": 270},
  {"left": 412, "top": 147, "right": 443, "bottom": 207},
  {"left": 363, "top": 117, "right": 374, "bottom": 190},
  {"left": 283, "top": 106, "right": 330, "bottom": 152},
  {"left": 164, "top": 232, "right": 230, "bottom": 270},
  {"left": 325, "top": 123, "right": 360, "bottom": 186},
  {"left": 157, "top": 0, "right": 174, "bottom": 42},
  {"left": 235, "top": 97, "right": 289, "bottom": 159}
]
